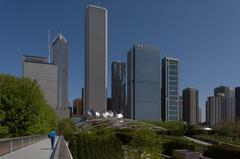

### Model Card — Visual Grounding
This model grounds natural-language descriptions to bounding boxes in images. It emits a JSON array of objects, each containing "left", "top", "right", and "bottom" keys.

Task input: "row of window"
[{"left": 135, "top": 79, "right": 160, "bottom": 85}]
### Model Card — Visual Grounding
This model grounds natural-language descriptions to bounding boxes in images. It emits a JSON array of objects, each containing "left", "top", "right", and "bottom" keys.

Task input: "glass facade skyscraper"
[
  {"left": 162, "top": 57, "right": 179, "bottom": 121},
  {"left": 52, "top": 33, "right": 68, "bottom": 109},
  {"left": 111, "top": 61, "right": 126, "bottom": 116},
  {"left": 127, "top": 43, "right": 161, "bottom": 120}
]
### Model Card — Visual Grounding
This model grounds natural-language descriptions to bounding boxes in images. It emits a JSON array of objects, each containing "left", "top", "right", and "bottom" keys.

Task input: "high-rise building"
[
  {"left": 235, "top": 87, "right": 240, "bottom": 122},
  {"left": 179, "top": 96, "right": 183, "bottom": 121},
  {"left": 73, "top": 98, "right": 83, "bottom": 116},
  {"left": 52, "top": 33, "right": 68, "bottom": 109},
  {"left": 161, "top": 57, "right": 179, "bottom": 121},
  {"left": 127, "top": 43, "right": 161, "bottom": 120},
  {"left": 214, "top": 86, "right": 235, "bottom": 123},
  {"left": 84, "top": 5, "right": 108, "bottom": 113},
  {"left": 111, "top": 61, "right": 126, "bottom": 116},
  {"left": 206, "top": 95, "right": 223, "bottom": 125},
  {"left": 23, "top": 55, "right": 58, "bottom": 109},
  {"left": 182, "top": 87, "right": 199, "bottom": 125}
]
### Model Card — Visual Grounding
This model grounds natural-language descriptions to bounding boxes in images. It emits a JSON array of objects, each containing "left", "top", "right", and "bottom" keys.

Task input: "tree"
[
  {"left": 0, "top": 74, "right": 58, "bottom": 138},
  {"left": 129, "top": 129, "right": 162, "bottom": 159}
]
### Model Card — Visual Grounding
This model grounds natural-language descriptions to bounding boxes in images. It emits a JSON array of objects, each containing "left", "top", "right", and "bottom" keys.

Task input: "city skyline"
[{"left": 2, "top": 1, "right": 240, "bottom": 121}]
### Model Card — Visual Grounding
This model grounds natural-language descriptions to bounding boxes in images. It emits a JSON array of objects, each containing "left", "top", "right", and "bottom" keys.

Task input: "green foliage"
[
  {"left": 128, "top": 129, "right": 162, "bottom": 159},
  {"left": 162, "top": 136, "right": 194, "bottom": 156},
  {"left": 145, "top": 121, "right": 185, "bottom": 136},
  {"left": 0, "top": 74, "right": 58, "bottom": 138},
  {"left": 69, "top": 131, "right": 123, "bottom": 159},
  {"left": 204, "top": 144, "right": 240, "bottom": 159},
  {"left": 58, "top": 118, "right": 76, "bottom": 141}
]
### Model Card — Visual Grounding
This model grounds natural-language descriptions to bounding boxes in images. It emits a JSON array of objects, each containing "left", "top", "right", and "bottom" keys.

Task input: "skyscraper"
[
  {"left": 161, "top": 57, "right": 179, "bottom": 121},
  {"left": 182, "top": 87, "right": 199, "bottom": 125},
  {"left": 84, "top": 5, "right": 108, "bottom": 113},
  {"left": 73, "top": 98, "right": 83, "bottom": 116},
  {"left": 214, "top": 86, "right": 235, "bottom": 123},
  {"left": 23, "top": 55, "right": 58, "bottom": 109},
  {"left": 52, "top": 33, "right": 68, "bottom": 109},
  {"left": 206, "top": 95, "right": 223, "bottom": 125},
  {"left": 235, "top": 87, "right": 240, "bottom": 122},
  {"left": 111, "top": 61, "right": 126, "bottom": 116},
  {"left": 127, "top": 43, "right": 161, "bottom": 120},
  {"left": 179, "top": 96, "right": 183, "bottom": 121}
]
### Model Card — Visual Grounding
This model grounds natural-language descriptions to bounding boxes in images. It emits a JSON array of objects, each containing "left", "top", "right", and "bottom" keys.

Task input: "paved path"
[
  {"left": 184, "top": 136, "right": 212, "bottom": 146},
  {"left": 0, "top": 137, "right": 58, "bottom": 159}
]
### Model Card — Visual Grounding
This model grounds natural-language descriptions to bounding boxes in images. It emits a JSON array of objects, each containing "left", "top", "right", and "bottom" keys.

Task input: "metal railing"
[
  {"left": 0, "top": 135, "right": 46, "bottom": 156},
  {"left": 50, "top": 136, "right": 72, "bottom": 159}
]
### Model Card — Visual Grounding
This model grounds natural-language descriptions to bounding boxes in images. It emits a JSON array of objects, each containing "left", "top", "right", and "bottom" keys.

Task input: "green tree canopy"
[{"left": 0, "top": 74, "right": 58, "bottom": 138}]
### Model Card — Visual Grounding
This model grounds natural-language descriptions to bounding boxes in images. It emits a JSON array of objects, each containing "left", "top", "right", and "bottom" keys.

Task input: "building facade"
[
  {"left": 127, "top": 43, "right": 161, "bottom": 120},
  {"left": 73, "top": 98, "right": 83, "bottom": 116},
  {"left": 206, "top": 95, "right": 223, "bottom": 125},
  {"left": 23, "top": 55, "right": 58, "bottom": 109},
  {"left": 84, "top": 5, "right": 108, "bottom": 113},
  {"left": 111, "top": 61, "right": 126, "bottom": 116},
  {"left": 182, "top": 87, "right": 199, "bottom": 125},
  {"left": 52, "top": 33, "right": 68, "bottom": 109},
  {"left": 179, "top": 96, "right": 183, "bottom": 121},
  {"left": 214, "top": 86, "right": 235, "bottom": 123},
  {"left": 235, "top": 87, "right": 240, "bottom": 122},
  {"left": 161, "top": 57, "right": 179, "bottom": 121}
]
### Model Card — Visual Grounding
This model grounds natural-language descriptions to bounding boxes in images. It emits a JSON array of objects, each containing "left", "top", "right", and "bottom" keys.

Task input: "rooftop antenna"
[{"left": 48, "top": 29, "right": 51, "bottom": 63}]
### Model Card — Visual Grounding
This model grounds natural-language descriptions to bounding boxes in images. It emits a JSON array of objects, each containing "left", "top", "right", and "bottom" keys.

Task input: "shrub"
[
  {"left": 69, "top": 131, "right": 123, "bottom": 159},
  {"left": 162, "top": 137, "right": 194, "bottom": 156},
  {"left": 204, "top": 145, "right": 240, "bottom": 159},
  {"left": 58, "top": 118, "right": 76, "bottom": 141}
]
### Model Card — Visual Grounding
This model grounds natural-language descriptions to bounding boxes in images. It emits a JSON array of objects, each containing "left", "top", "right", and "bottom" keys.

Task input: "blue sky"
[{"left": 1, "top": 0, "right": 240, "bottom": 121}]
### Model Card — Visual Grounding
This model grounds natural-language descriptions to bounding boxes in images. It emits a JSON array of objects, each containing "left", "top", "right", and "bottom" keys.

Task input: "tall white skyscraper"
[{"left": 84, "top": 5, "right": 108, "bottom": 113}]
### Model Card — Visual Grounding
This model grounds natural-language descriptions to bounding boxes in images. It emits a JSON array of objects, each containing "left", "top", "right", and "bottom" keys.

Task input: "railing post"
[
  {"left": 34, "top": 136, "right": 35, "bottom": 143},
  {"left": 29, "top": 137, "right": 30, "bottom": 145},
  {"left": 22, "top": 138, "right": 23, "bottom": 148},
  {"left": 10, "top": 140, "right": 13, "bottom": 152}
]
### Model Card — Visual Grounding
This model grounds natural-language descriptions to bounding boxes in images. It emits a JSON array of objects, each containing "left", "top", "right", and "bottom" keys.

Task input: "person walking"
[{"left": 48, "top": 129, "right": 57, "bottom": 149}]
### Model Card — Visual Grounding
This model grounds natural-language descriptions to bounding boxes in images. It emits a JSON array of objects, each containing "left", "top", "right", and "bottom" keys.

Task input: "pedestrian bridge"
[{"left": 0, "top": 135, "right": 72, "bottom": 159}]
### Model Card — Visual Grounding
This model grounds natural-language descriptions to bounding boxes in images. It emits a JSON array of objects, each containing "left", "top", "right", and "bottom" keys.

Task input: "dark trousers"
[{"left": 51, "top": 137, "right": 55, "bottom": 149}]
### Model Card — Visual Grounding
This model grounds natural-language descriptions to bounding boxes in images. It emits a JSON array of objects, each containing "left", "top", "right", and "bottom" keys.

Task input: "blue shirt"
[{"left": 49, "top": 130, "right": 57, "bottom": 139}]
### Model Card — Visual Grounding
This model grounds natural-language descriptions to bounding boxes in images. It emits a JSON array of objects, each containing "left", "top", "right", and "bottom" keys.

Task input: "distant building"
[
  {"left": 179, "top": 96, "right": 183, "bottom": 121},
  {"left": 52, "top": 33, "right": 68, "bottom": 109},
  {"left": 127, "top": 43, "right": 161, "bottom": 120},
  {"left": 84, "top": 5, "right": 108, "bottom": 113},
  {"left": 107, "top": 98, "right": 112, "bottom": 111},
  {"left": 206, "top": 86, "right": 235, "bottom": 125},
  {"left": 73, "top": 98, "right": 83, "bottom": 116},
  {"left": 182, "top": 87, "right": 199, "bottom": 125},
  {"left": 214, "top": 86, "right": 235, "bottom": 123},
  {"left": 235, "top": 87, "right": 240, "bottom": 122},
  {"left": 162, "top": 57, "right": 179, "bottom": 121},
  {"left": 23, "top": 55, "right": 58, "bottom": 109},
  {"left": 199, "top": 107, "right": 202, "bottom": 123},
  {"left": 206, "top": 95, "right": 223, "bottom": 125},
  {"left": 111, "top": 61, "right": 126, "bottom": 116}
]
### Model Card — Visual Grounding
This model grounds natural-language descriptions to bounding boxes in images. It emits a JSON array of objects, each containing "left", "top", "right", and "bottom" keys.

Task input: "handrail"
[
  {"left": 50, "top": 136, "right": 72, "bottom": 159},
  {"left": 0, "top": 135, "right": 46, "bottom": 156}
]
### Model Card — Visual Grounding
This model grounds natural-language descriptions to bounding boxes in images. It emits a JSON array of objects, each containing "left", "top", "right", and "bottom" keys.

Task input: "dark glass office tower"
[
  {"left": 111, "top": 61, "right": 126, "bottom": 116},
  {"left": 127, "top": 43, "right": 161, "bottom": 120},
  {"left": 235, "top": 87, "right": 240, "bottom": 121},
  {"left": 52, "top": 33, "right": 68, "bottom": 109},
  {"left": 162, "top": 57, "right": 179, "bottom": 121}
]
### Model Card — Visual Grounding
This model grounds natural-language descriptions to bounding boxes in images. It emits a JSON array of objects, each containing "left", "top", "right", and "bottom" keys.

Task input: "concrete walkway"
[
  {"left": 184, "top": 136, "right": 212, "bottom": 146},
  {"left": 0, "top": 137, "right": 58, "bottom": 159}
]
